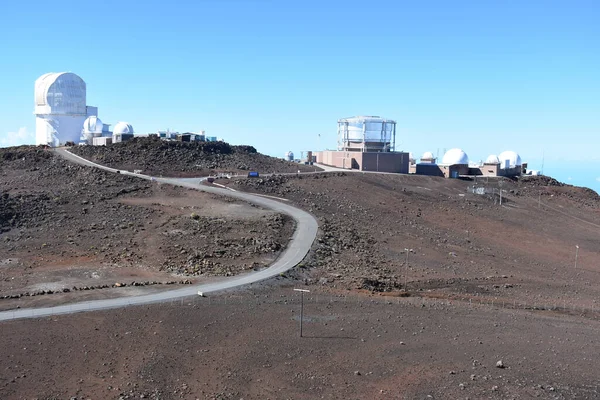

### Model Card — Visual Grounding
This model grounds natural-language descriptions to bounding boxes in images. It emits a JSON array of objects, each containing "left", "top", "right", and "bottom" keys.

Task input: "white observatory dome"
[
  {"left": 498, "top": 151, "right": 522, "bottom": 169},
  {"left": 113, "top": 122, "right": 134, "bottom": 135},
  {"left": 485, "top": 154, "right": 500, "bottom": 164},
  {"left": 83, "top": 116, "right": 103, "bottom": 134},
  {"left": 421, "top": 151, "right": 435, "bottom": 160},
  {"left": 35, "top": 72, "right": 88, "bottom": 146},
  {"left": 441, "top": 148, "right": 469, "bottom": 165},
  {"left": 35, "top": 72, "right": 86, "bottom": 116}
]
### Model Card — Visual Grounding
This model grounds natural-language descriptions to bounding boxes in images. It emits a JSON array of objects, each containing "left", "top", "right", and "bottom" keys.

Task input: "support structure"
[
  {"left": 294, "top": 288, "right": 310, "bottom": 337},
  {"left": 337, "top": 116, "right": 396, "bottom": 153}
]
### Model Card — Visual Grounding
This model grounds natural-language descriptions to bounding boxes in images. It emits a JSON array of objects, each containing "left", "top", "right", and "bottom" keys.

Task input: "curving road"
[{"left": 0, "top": 149, "right": 318, "bottom": 321}]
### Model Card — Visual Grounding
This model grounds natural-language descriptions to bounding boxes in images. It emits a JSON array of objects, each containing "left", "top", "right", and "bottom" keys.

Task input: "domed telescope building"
[
  {"left": 35, "top": 72, "right": 99, "bottom": 147},
  {"left": 112, "top": 121, "right": 134, "bottom": 143},
  {"left": 315, "top": 116, "right": 409, "bottom": 173},
  {"left": 337, "top": 116, "right": 396, "bottom": 152},
  {"left": 82, "top": 116, "right": 104, "bottom": 145}
]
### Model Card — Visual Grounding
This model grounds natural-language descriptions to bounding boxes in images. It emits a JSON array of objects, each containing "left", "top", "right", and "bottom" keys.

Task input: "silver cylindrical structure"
[{"left": 337, "top": 116, "right": 396, "bottom": 152}]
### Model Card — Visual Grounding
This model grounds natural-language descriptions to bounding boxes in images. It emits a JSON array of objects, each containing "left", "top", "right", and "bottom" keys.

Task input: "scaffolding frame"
[{"left": 337, "top": 116, "right": 396, "bottom": 152}]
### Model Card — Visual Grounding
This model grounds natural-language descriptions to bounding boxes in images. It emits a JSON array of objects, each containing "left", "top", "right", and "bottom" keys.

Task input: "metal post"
[
  {"left": 300, "top": 292, "right": 304, "bottom": 337},
  {"left": 294, "top": 289, "right": 310, "bottom": 337}
]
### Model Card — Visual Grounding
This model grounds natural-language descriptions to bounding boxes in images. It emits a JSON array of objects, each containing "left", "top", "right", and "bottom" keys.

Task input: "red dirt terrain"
[
  {"left": 69, "top": 137, "right": 321, "bottom": 177},
  {"left": 2, "top": 145, "right": 600, "bottom": 399},
  {"left": 0, "top": 146, "right": 294, "bottom": 310}
]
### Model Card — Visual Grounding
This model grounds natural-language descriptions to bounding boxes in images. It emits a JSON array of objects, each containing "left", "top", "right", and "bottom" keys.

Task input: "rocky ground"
[
  {"left": 69, "top": 136, "right": 321, "bottom": 177},
  {"left": 2, "top": 285, "right": 600, "bottom": 399},
  {"left": 229, "top": 172, "right": 600, "bottom": 310},
  {"left": 1, "top": 145, "right": 600, "bottom": 399},
  {"left": 0, "top": 146, "right": 294, "bottom": 310}
]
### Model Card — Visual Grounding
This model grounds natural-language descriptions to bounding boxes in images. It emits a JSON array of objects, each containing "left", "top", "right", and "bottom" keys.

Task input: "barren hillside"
[
  {"left": 69, "top": 136, "right": 321, "bottom": 177},
  {"left": 229, "top": 172, "right": 600, "bottom": 307},
  {"left": 2, "top": 146, "right": 600, "bottom": 399},
  {"left": 0, "top": 146, "right": 294, "bottom": 309}
]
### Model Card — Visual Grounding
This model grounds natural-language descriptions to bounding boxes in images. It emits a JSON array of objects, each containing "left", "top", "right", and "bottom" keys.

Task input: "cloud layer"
[{"left": 0, "top": 127, "right": 34, "bottom": 148}]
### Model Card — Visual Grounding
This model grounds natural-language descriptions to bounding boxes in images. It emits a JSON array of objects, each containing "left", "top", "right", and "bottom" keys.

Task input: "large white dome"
[
  {"left": 35, "top": 72, "right": 86, "bottom": 116},
  {"left": 441, "top": 148, "right": 469, "bottom": 165},
  {"left": 498, "top": 151, "right": 522, "bottom": 169},
  {"left": 83, "top": 116, "right": 103, "bottom": 134},
  {"left": 421, "top": 151, "right": 435, "bottom": 160},
  {"left": 113, "top": 121, "right": 134, "bottom": 135},
  {"left": 485, "top": 154, "right": 499, "bottom": 164}
]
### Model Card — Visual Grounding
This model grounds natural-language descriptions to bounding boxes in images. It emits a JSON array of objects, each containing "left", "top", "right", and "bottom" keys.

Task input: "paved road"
[{"left": 0, "top": 149, "right": 318, "bottom": 321}]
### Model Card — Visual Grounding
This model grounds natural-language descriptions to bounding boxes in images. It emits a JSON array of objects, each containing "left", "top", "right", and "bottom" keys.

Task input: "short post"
[
  {"left": 403, "top": 248, "right": 412, "bottom": 291},
  {"left": 294, "top": 289, "right": 310, "bottom": 337},
  {"left": 575, "top": 245, "right": 579, "bottom": 269}
]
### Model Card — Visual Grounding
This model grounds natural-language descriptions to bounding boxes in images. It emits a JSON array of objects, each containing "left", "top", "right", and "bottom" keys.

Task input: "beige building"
[{"left": 316, "top": 150, "right": 410, "bottom": 173}]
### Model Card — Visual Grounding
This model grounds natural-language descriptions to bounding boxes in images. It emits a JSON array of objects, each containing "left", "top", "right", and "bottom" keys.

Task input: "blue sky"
[{"left": 1, "top": 0, "right": 598, "bottom": 192}]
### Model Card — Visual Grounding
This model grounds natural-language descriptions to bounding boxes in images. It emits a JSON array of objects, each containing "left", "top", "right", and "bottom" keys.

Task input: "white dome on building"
[
  {"left": 421, "top": 151, "right": 435, "bottom": 160},
  {"left": 35, "top": 72, "right": 89, "bottom": 146},
  {"left": 83, "top": 116, "right": 103, "bottom": 134},
  {"left": 441, "top": 148, "right": 469, "bottom": 165},
  {"left": 485, "top": 154, "right": 499, "bottom": 164},
  {"left": 113, "top": 122, "right": 134, "bottom": 135},
  {"left": 498, "top": 151, "right": 522, "bottom": 169},
  {"left": 35, "top": 72, "right": 86, "bottom": 116}
]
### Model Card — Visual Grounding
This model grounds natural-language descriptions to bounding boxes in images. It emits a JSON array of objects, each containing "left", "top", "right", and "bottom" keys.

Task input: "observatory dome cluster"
[
  {"left": 311, "top": 115, "right": 528, "bottom": 178},
  {"left": 33, "top": 73, "right": 527, "bottom": 178},
  {"left": 34, "top": 72, "right": 214, "bottom": 147},
  {"left": 409, "top": 148, "right": 526, "bottom": 178},
  {"left": 35, "top": 72, "right": 134, "bottom": 147}
]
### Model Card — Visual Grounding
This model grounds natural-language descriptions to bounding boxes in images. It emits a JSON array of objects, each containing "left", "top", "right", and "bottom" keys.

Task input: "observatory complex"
[
  {"left": 34, "top": 72, "right": 135, "bottom": 147},
  {"left": 35, "top": 72, "right": 97, "bottom": 146},
  {"left": 313, "top": 115, "right": 526, "bottom": 178},
  {"left": 410, "top": 148, "right": 527, "bottom": 178},
  {"left": 315, "top": 116, "right": 409, "bottom": 173}
]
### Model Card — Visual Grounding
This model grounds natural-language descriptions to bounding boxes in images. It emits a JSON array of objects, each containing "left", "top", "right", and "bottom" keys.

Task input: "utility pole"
[{"left": 294, "top": 289, "right": 310, "bottom": 337}]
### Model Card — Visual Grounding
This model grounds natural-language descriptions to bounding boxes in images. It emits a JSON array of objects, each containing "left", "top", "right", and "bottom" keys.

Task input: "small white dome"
[
  {"left": 498, "top": 151, "right": 522, "bottom": 169},
  {"left": 83, "top": 116, "right": 103, "bottom": 134},
  {"left": 441, "top": 148, "right": 469, "bottom": 165},
  {"left": 421, "top": 151, "right": 435, "bottom": 160},
  {"left": 485, "top": 154, "right": 499, "bottom": 164},
  {"left": 113, "top": 121, "right": 134, "bottom": 135}
]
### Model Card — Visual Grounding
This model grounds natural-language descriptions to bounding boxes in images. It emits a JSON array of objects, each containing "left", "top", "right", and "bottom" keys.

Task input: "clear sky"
[{"left": 1, "top": 0, "right": 598, "bottom": 192}]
